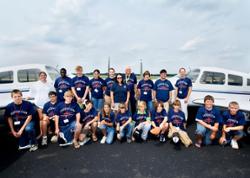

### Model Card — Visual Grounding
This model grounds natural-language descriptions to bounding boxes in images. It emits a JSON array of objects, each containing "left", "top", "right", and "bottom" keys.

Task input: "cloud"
[{"left": 180, "top": 37, "right": 205, "bottom": 52}]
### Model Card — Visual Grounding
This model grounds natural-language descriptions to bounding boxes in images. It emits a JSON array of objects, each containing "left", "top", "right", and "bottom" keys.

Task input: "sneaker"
[
  {"left": 59, "top": 142, "right": 72, "bottom": 147},
  {"left": 159, "top": 134, "right": 166, "bottom": 143},
  {"left": 100, "top": 136, "right": 107, "bottom": 144},
  {"left": 51, "top": 135, "right": 58, "bottom": 143},
  {"left": 127, "top": 138, "right": 132, "bottom": 144},
  {"left": 18, "top": 145, "right": 31, "bottom": 150},
  {"left": 195, "top": 142, "right": 201, "bottom": 148},
  {"left": 29, "top": 144, "right": 38, "bottom": 152},
  {"left": 231, "top": 139, "right": 239, "bottom": 149},
  {"left": 79, "top": 137, "right": 91, "bottom": 146},
  {"left": 58, "top": 132, "right": 67, "bottom": 144},
  {"left": 172, "top": 132, "right": 180, "bottom": 144},
  {"left": 41, "top": 136, "right": 48, "bottom": 146},
  {"left": 117, "top": 133, "right": 121, "bottom": 140}
]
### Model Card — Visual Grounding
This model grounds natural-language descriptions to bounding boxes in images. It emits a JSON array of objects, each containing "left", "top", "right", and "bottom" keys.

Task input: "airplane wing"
[{"left": 192, "top": 98, "right": 250, "bottom": 112}]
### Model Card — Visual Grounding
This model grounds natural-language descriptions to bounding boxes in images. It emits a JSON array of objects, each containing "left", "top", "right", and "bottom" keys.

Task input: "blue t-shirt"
[
  {"left": 111, "top": 83, "right": 129, "bottom": 103},
  {"left": 81, "top": 107, "right": 98, "bottom": 124},
  {"left": 151, "top": 109, "right": 168, "bottom": 127},
  {"left": 105, "top": 77, "right": 116, "bottom": 96},
  {"left": 123, "top": 73, "right": 137, "bottom": 96},
  {"left": 89, "top": 78, "right": 106, "bottom": 99},
  {"left": 4, "top": 100, "right": 35, "bottom": 128},
  {"left": 55, "top": 102, "right": 81, "bottom": 126},
  {"left": 43, "top": 101, "right": 58, "bottom": 118},
  {"left": 100, "top": 111, "right": 115, "bottom": 124},
  {"left": 116, "top": 111, "right": 132, "bottom": 126},
  {"left": 196, "top": 106, "right": 222, "bottom": 126},
  {"left": 154, "top": 79, "right": 174, "bottom": 102},
  {"left": 137, "top": 79, "right": 154, "bottom": 102},
  {"left": 133, "top": 111, "right": 150, "bottom": 126},
  {"left": 222, "top": 110, "right": 246, "bottom": 127},
  {"left": 54, "top": 76, "right": 73, "bottom": 102},
  {"left": 168, "top": 109, "right": 186, "bottom": 130},
  {"left": 175, "top": 77, "right": 192, "bottom": 99},
  {"left": 72, "top": 75, "right": 90, "bottom": 98}
]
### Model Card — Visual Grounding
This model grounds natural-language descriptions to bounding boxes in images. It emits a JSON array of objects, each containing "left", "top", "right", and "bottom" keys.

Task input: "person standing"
[
  {"left": 89, "top": 69, "right": 106, "bottom": 112},
  {"left": 154, "top": 69, "right": 174, "bottom": 112},
  {"left": 104, "top": 68, "right": 116, "bottom": 105},
  {"left": 123, "top": 66, "right": 137, "bottom": 115},
  {"left": 54, "top": 68, "right": 73, "bottom": 102},
  {"left": 175, "top": 68, "right": 192, "bottom": 120},
  {"left": 71, "top": 66, "right": 90, "bottom": 105}
]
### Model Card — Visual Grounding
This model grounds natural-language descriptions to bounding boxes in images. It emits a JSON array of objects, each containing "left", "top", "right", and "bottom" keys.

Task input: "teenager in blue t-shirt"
[
  {"left": 98, "top": 103, "right": 115, "bottom": 144},
  {"left": 54, "top": 90, "right": 81, "bottom": 148},
  {"left": 89, "top": 69, "right": 106, "bottom": 112},
  {"left": 41, "top": 91, "right": 59, "bottom": 146},
  {"left": 104, "top": 68, "right": 116, "bottom": 105},
  {"left": 111, "top": 73, "right": 130, "bottom": 112},
  {"left": 219, "top": 101, "right": 245, "bottom": 149},
  {"left": 54, "top": 68, "right": 73, "bottom": 102},
  {"left": 5, "top": 89, "right": 38, "bottom": 151},
  {"left": 154, "top": 69, "right": 174, "bottom": 112},
  {"left": 137, "top": 71, "right": 154, "bottom": 112},
  {"left": 71, "top": 66, "right": 90, "bottom": 105},
  {"left": 116, "top": 103, "right": 133, "bottom": 143},
  {"left": 133, "top": 101, "right": 151, "bottom": 141},
  {"left": 168, "top": 100, "right": 192, "bottom": 147},
  {"left": 195, "top": 95, "right": 222, "bottom": 148},
  {"left": 151, "top": 102, "right": 168, "bottom": 142},
  {"left": 74, "top": 100, "right": 99, "bottom": 145},
  {"left": 175, "top": 68, "right": 192, "bottom": 120}
]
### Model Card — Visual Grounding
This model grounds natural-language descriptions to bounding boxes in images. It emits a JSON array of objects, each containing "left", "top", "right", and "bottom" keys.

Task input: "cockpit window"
[
  {"left": 200, "top": 71, "right": 225, "bottom": 85},
  {"left": 45, "top": 66, "right": 59, "bottom": 81},
  {"left": 228, "top": 74, "right": 243, "bottom": 86},
  {"left": 187, "top": 69, "right": 200, "bottom": 83}
]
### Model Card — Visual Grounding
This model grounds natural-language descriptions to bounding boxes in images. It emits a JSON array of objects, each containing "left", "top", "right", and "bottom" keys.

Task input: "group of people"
[{"left": 4, "top": 66, "right": 246, "bottom": 152}]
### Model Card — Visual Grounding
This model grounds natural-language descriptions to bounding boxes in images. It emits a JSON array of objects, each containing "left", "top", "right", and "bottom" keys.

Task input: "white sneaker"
[
  {"left": 41, "top": 136, "right": 48, "bottom": 146},
  {"left": 59, "top": 132, "right": 67, "bottom": 143},
  {"left": 100, "top": 136, "right": 107, "bottom": 144},
  {"left": 173, "top": 136, "right": 179, "bottom": 144},
  {"left": 59, "top": 142, "right": 72, "bottom": 147},
  {"left": 29, "top": 144, "right": 38, "bottom": 152},
  {"left": 117, "top": 133, "right": 121, "bottom": 140},
  {"left": 79, "top": 137, "right": 91, "bottom": 146},
  {"left": 50, "top": 135, "right": 58, "bottom": 143},
  {"left": 18, "top": 144, "right": 31, "bottom": 150},
  {"left": 231, "top": 139, "right": 239, "bottom": 149}
]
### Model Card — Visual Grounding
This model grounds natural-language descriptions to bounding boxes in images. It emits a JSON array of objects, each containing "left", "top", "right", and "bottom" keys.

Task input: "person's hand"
[
  {"left": 120, "top": 125, "right": 124, "bottom": 131},
  {"left": 12, "top": 131, "right": 18, "bottom": 138},
  {"left": 55, "top": 128, "right": 60, "bottom": 135},
  {"left": 184, "top": 98, "right": 189, "bottom": 103},
  {"left": 111, "top": 102, "right": 115, "bottom": 109},
  {"left": 125, "top": 101, "right": 129, "bottom": 109},
  {"left": 210, "top": 125, "right": 218, "bottom": 132},
  {"left": 77, "top": 97, "right": 82, "bottom": 103},
  {"left": 100, "top": 120, "right": 106, "bottom": 125},
  {"left": 224, "top": 127, "right": 231, "bottom": 133},
  {"left": 16, "top": 129, "right": 24, "bottom": 138}
]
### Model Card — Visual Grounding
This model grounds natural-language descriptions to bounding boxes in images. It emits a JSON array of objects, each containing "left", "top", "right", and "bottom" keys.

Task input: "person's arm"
[
  {"left": 116, "top": 122, "right": 120, "bottom": 132},
  {"left": 175, "top": 88, "right": 179, "bottom": 100},
  {"left": 82, "top": 86, "right": 89, "bottom": 100},
  {"left": 225, "top": 125, "right": 244, "bottom": 132},
  {"left": 185, "top": 87, "right": 192, "bottom": 103},
  {"left": 196, "top": 119, "right": 214, "bottom": 130},
  {"left": 17, "top": 115, "right": 32, "bottom": 137},
  {"left": 71, "top": 87, "right": 81, "bottom": 103},
  {"left": 7, "top": 117, "right": 17, "bottom": 137},
  {"left": 54, "top": 115, "right": 60, "bottom": 135},
  {"left": 125, "top": 91, "right": 130, "bottom": 108},
  {"left": 104, "top": 120, "right": 113, "bottom": 127},
  {"left": 121, "top": 117, "right": 132, "bottom": 129},
  {"left": 86, "top": 116, "right": 98, "bottom": 126},
  {"left": 151, "top": 121, "right": 157, "bottom": 128},
  {"left": 76, "top": 113, "right": 81, "bottom": 124}
]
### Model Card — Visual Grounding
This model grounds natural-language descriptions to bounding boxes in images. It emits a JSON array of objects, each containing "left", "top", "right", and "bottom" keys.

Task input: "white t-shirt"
[{"left": 29, "top": 80, "right": 55, "bottom": 108}]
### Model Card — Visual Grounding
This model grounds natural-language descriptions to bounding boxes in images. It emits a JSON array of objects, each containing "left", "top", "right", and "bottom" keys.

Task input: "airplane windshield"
[
  {"left": 187, "top": 69, "right": 200, "bottom": 83},
  {"left": 46, "top": 66, "right": 59, "bottom": 81}
]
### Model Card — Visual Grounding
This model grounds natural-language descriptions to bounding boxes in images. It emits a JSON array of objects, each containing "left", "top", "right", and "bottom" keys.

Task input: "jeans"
[
  {"left": 60, "top": 121, "right": 76, "bottom": 143},
  {"left": 120, "top": 123, "right": 134, "bottom": 139},
  {"left": 196, "top": 123, "right": 213, "bottom": 145},
  {"left": 99, "top": 124, "right": 115, "bottom": 144},
  {"left": 17, "top": 121, "right": 37, "bottom": 147},
  {"left": 91, "top": 98, "right": 104, "bottom": 112},
  {"left": 226, "top": 130, "right": 244, "bottom": 141},
  {"left": 135, "top": 122, "right": 151, "bottom": 141}
]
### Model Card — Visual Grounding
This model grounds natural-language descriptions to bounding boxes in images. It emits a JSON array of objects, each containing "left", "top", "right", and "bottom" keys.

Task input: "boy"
[
  {"left": 195, "top": 95, "right": 222, "bottom": 148},
  {"left": 219, "top": 101, "right": 245, "bottom": 149},
  {"left": 5, "top": 89, "right": 38, "bottom": 151},
  {"left": 54, "top": 90, "right": 81, "bottom": 148},
  {"left": 41, "top": 91, "right": 59, "bottom": 146}
]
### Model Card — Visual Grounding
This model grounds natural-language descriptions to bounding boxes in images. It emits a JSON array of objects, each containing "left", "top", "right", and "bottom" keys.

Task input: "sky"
[{"left": 0, "top": 0, "right": 249, "bottom": 74}]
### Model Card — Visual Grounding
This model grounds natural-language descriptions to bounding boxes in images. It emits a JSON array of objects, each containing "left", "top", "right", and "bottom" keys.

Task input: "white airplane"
[
  {"left": 169, "top": 66, "right": 250, "bottom": 134},
  {"left": 0, "top": 64, "right": 59, "bottom": 109}
]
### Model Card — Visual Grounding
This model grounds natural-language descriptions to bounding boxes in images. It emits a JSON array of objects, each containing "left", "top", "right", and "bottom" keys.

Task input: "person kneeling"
[
  {"left": 168, "top": 100, "right": 192, "bottom": 147},
  {"left": 116, "top": 103, "right": 133, "bottom": 143},
  {"left": 219, "top": 101, "right": 245, "bottom": 150}
]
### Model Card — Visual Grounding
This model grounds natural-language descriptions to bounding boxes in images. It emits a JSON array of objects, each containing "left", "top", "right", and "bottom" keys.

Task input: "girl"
[
  {"left": 98, "top": 103, "right": 115, "bottom": 144},
  {"left": 168, "top": 100, "right": 192, "bottom": 147},
  {"left": 151, "top": 102, "right": 168, "bottom": 142},
  {"left": 116, "top": 103, "right": 133, "bottom": 143},
  {"left": 133, "top": 101, "right": 151, "bottom": 141}
]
